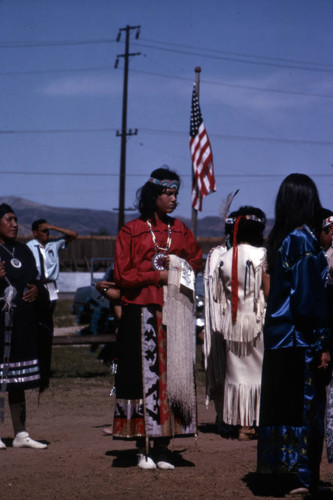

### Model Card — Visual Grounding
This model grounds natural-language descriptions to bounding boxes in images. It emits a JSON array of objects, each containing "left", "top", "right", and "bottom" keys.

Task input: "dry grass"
[{"left": 53, "top": 299, "right": 77, "bottom": 328}]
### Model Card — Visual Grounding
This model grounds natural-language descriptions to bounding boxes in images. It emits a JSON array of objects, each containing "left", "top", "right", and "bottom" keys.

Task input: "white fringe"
[
  {"left": 214, "top": 246, "right": 266, "bottom": 352},
  {"left": 221, "top": 315, "right": 264, "bottom": 356},
  {"left": 163, "top": 255, "right": 195, "bottom": 422},
  {"left": 204, "top": 245, "right": 266, "bottom": 414},
  {"left": 203, "top": 246, "right": 227, "bottom": 369},
  {"left": 203, "top": 246, "right": 228, "bottom": 411},
  {"left": 223, "top": 381, "right": 261, "bottom": 426}
]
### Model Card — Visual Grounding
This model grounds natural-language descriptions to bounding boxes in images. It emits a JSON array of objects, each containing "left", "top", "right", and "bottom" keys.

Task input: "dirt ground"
[{"left": 1, "top": 347, "right": 333, "bottom": 500}]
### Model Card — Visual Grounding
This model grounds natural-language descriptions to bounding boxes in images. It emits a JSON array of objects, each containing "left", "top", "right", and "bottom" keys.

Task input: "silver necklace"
[
  {"left": 0, "top": 243, "right": 22, "bottom": 269},
  {"left": 146, "top": 219, "right": 172, "bottom": 271}
]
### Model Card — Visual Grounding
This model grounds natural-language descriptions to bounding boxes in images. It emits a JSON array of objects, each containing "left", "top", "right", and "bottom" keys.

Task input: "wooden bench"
[{"left": 53, "top": 334, "right": 116, "bottom": 346}]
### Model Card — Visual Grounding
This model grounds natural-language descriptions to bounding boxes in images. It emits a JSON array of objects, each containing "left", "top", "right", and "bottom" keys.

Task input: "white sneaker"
[
  {"left": 156, "top": 459, "right": 175, "bottom": 470},
  {"left": 13, "top": 431, "right": 47, "bottom": 449},
  {"left": 289, "top": 487, "right": 309, "bottom": 495},
  {"left": 0, "top": 438, "right": 6, "bottom": 450},
  {"left": 137, "top": 453, "right": 156, "bottom": 469},
  {"left": 102, "top": 425, "right": 113, "bottom": 435}
]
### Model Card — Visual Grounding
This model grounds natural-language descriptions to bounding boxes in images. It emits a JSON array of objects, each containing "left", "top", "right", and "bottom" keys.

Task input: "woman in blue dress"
[{"left": 257, "top": 174, "right": 331, "bottom": 495}]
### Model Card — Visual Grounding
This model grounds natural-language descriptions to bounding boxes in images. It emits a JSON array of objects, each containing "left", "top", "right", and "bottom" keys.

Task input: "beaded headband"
[
  {"left": 225, "top": 214, "right": 264, "bottom": 225},
  {"left": 149, "top": 177, "right": 180, "bottom": 191},
  {"left": 322, "top": 216, "right": 333, "bottom": 229}
]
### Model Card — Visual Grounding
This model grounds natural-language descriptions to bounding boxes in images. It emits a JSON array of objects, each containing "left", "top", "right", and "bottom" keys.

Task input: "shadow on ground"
[
  {"left": 107, "top": 448, "right": 195, "bottom": 468},
  {"left": 243, "top": 472, "right": 333, "bottom": 498}
]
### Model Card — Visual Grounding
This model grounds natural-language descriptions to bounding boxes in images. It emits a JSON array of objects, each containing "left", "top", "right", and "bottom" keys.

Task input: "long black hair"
[
  {"left": 225, "top": 205, "right": 266, "bottom": 247},
  {"left": 136, "top": 166, "right": 180, "bottom": 219},
  {"left": 266, "top": 173, "right": 322, "bottom": 272},
  {"left": 0, "top": 203, "right": 15, "bottom": 220}
]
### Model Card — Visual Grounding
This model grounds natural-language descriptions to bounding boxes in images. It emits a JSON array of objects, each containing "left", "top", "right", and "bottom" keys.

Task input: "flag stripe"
[{"left": 189, "top": 85, "right": 216, "bottom": 211}]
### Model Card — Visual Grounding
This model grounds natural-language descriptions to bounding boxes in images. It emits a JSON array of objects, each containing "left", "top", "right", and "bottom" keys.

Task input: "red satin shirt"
[{"left": 114, "top": 216, "right": 202, "bottom": 307}]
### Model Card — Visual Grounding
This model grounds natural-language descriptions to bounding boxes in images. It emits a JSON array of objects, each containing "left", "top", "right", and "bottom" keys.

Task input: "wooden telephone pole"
[{"left": 115, "top": 25, "right": 141, "bottom": 232}]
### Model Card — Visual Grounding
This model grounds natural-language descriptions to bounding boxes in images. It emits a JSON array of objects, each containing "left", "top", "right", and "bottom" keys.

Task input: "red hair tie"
[{"left": 231, "top": 216, "right": 242, "bottom": 324}]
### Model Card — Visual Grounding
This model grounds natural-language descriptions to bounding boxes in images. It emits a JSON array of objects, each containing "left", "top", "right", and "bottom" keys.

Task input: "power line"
[
  {"left": 0, "top": 170, "right": 118, "bottom": 176},
  {"left": 1, "top": 36, "right": 332, "bottom": 74},
  {"left": 140, "top": 37, "right": 333, "bottom": 70},
  {"left": 0, "top": 127, "right": 332, "bottom": 146},
  {"left": 138, "top": 129, "right": 333, "bottom": 147},
  {"left": 133, "top": 42, "right": 333, "bottom": 75},
  {"left": 0, "top": 66, "right": 113, "bottom": 77},
  {"left": 0, "top": 38, "right": 116, "bottom": 49},
  {"left": 0, "top": 128, "right": 117, "bottom": 135},
  {"left": 0, "top": 64, "right": 332, "bottom": 100},
  {"left": 1, "top": 35, "right": 332, "bottom": 71},
  {"left": 0, "top": 170, "right": 332, "bottom": 178},
  {"left": 132, "top": 69, "right": 333, "bottom": 100}
]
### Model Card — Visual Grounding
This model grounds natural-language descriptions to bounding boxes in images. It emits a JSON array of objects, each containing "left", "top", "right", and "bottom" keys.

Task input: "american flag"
[{"left": 190, "top": 84, "right": 216, "bottom": 211}]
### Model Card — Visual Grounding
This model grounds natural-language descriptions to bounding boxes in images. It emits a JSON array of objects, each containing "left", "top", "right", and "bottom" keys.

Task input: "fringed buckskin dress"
[{"left": 207, "top": 243, "right": 266, "bottom": 427}]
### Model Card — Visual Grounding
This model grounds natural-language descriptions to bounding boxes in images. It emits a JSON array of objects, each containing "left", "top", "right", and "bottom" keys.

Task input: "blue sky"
[{"left": 0, "top": 0, "right": 332, "bottom": 221}]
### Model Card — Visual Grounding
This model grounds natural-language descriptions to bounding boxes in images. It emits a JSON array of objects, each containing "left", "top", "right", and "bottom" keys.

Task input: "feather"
[
  {"left": 220, "top": 189, "right": 239, "bottom": 221},
  {"left": 0, "top": 285, "right": 17, "bottom": 312}
]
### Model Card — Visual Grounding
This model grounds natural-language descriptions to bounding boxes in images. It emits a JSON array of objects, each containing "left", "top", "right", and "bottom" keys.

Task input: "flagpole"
[{"left": 191, "top": 66, "right": 201, "bottom": 240}]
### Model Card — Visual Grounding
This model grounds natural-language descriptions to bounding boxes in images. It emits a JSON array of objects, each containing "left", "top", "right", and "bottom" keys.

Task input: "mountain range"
[{"left": 0, "top": 196, "right": 273, "bottom": 238}]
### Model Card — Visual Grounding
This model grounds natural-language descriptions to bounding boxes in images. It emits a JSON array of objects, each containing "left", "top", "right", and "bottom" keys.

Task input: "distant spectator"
[
  {"left": 95, "top": 277, "right": 121, "bottom": 437},
  {"left": 27, "top": 220, "right": 78, "bottom": 391},
  {"left": 27, "top": 220, "right": 78, "bottom": 299},
  {"left": 95, "top": 275, "right": 122, "bottom": 322}
]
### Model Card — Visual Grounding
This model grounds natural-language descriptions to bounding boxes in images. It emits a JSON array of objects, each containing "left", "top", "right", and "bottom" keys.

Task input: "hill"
[
  {"left": 0, "top": 196, "right": 273, "bottom": 237},
  {"left": 0, "top": 196, "right": 120, "bottom": 237}
]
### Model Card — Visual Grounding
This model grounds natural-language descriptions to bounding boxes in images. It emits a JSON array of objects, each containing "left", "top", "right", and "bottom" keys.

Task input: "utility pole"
[{"left": 115, "top": 25, "right": 141, "bottom": 232}]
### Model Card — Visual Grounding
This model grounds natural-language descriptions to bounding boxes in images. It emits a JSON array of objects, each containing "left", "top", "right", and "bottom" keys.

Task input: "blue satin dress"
[{"left": 257, "top": 225, "right": 330, "bottom": 490}]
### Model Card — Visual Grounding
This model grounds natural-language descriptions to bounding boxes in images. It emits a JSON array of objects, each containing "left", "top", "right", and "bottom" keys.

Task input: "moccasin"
[
  {"left": 102, "top": 426, "right": 113, "bottom": 435},
  {"left": 13, "top": 432, "right": 47, "bottom": 449},
  {"left": 156, "top": 459, "right": 175, "bottom": 470},
  {"left": 289, "top": 487, "right": 309, "bottom": 495},
  {"left": 137, "top": 454, "right": 156, "bottom": 470}
]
